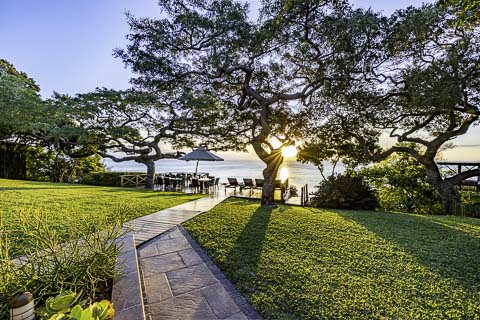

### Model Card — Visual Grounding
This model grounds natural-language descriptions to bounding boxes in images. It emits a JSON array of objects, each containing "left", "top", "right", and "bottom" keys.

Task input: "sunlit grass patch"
[
  {"left": 0, "top": 178, "right": 202, "bottom": 255},
  {"left": 184, "top": 198, "right": 480, "bottom": 319}
]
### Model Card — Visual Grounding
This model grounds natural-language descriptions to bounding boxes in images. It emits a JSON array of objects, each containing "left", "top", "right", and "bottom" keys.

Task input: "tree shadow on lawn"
[
  {"left": 224, "top": 205, "right": 273, "bottom": 293},
  {"left": 337, "top": 210, "right": 480, "bottom": 292}
]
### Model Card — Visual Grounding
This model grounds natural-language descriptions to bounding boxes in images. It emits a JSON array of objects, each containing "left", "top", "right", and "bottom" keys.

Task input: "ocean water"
[{"left": 103, "top": 158, "right": 343, "bottom": 190}]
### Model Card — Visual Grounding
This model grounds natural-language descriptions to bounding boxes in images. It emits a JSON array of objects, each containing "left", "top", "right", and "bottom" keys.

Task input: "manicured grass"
[
  {"left": 0, "top": 178, "right": 202, "bottom": 255},
  {"left": 183, "top": 198, "right": 480, "bottom": 319}
]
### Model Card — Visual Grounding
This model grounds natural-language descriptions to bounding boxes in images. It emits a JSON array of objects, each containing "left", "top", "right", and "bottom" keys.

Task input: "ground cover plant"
[
  {"left": 183, "top": 198, "right": 480, "bottom": 319},
  {"left": 0, "top": 178, "right": 202, "bottom": 256}
]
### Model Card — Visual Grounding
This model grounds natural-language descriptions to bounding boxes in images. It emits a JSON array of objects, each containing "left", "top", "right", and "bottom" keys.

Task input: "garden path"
[{"left": 126, "top": 195, "right": 260, "bottom": 320}]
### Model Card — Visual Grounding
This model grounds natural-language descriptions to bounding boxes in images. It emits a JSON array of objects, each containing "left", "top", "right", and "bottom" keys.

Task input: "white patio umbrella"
[{"left": 178, "top": 147, "right": 224, "bottom": 174}]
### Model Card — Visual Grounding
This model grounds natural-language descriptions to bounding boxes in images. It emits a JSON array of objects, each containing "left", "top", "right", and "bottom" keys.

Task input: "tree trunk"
[
  {"left": 261, "top": 165, "right": 277, "bottom": 206},
  {"left": 144, "top": 160, "right": 156, "bottom": 190},
  {"left": 260, "top": 150, "right": 284, "bottom": 207},
  {"left": 425, "top": 164, "right": 461, "bottom": 214},
  {"left": 437, "top": 181, "right": 461, "bottom": 214}
]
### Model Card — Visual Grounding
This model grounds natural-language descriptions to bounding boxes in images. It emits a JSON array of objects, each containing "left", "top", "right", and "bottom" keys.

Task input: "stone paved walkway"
[
  {"left": 125, "top": 195, "right": 260, "bottom": 320},
  {"left": 127, "top": 195, "right": 227, "bottom": 246},
  {"left": 138, "top": 227, "right": 259, "bottom": 320}
]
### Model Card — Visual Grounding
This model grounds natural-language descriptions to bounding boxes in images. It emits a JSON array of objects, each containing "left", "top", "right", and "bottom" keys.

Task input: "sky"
[{"left": 0, "top": 0, "right": 478, "bottom": 161}]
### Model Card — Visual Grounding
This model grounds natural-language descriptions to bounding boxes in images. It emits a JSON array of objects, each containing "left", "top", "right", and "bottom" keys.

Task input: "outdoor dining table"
[
  {"left": 198, "top": 177, "right": 213, "bottom": 190},
  {"left": 168, "top": 177, "right": 184, "bottom": 189}
]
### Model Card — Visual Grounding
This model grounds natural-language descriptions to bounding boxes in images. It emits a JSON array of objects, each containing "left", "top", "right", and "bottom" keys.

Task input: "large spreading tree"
[
  {"left": 299, "top": 3, "right": 480, "bottom": 214},
  {"left": 115, "top": 0, "right": 383, "bottom": 205},
  {"left": 69, "top": 87, "right": 233, "bottom": 189}
]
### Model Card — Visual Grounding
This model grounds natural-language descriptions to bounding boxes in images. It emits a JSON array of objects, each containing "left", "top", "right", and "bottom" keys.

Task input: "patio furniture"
[
  {"left": 225, "top": 177, "right": 242, "bottom": 192},
  {"left": 178, "top": 147, "right": 224, "bottom": 174},
  {"left": 156, "top": 175, "right": 164, "bottom": 189},
  {"left": 254, "top": 179, "right": 264, "bottom": 192},
  {"left": 198, "top": 177, "right": 213, "bottom": 190},
  {"left": 242, "top": 178, "right": 255, "bottom": 193},
  {"left": 213, "top": 177, "right": 220, "bottom": 189},
  {"left": 275, "top": 179, "right": 289, "bottom": 195},
  {"left": 190, "top": 178, "right": 200, "bottom": 190}
]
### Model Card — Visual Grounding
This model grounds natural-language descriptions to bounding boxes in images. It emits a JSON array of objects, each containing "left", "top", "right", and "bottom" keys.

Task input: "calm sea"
[{"left": 104, "top": 158, "right": 344, "bottom": 190}]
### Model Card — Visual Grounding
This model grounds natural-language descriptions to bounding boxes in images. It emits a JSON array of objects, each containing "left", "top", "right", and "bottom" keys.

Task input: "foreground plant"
[
  {"left": 0, "top": 204, "right": 129, "bottom": 319},
  {"left": 37, "top": 291, "right": 114, "bottom": 320}
]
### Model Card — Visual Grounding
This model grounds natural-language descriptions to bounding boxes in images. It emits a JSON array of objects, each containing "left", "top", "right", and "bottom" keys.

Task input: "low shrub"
[
  {"left": 26, "top": 147, "right": 105, "bottom": 183},
  {"left": 81, "top": 171, "right": 143, "bottom": 187},
  {"left": 0, "top": 205, "right": 130, "bottom": 319},
  {"left": 359, "top": 154, "right": 444, "bottom": 214},
  {"left": 461, "top": 191, "right": 480, "bottom": 205},
  {"left": 311, "top": 174, "right": 378, "bottom": 210}
]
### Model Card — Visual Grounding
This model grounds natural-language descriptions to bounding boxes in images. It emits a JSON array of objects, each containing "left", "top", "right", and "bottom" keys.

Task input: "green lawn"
[
  {"left": 0, "top": 178, "right": 202, "bottom": 255},
  {"left": 183, "top": 198, "right": 480, "bottom": 320}
]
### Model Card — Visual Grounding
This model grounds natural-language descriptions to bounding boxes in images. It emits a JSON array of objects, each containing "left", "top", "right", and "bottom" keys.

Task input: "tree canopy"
[
  {"left": 0, "top": 59, "right": 43, "bottom": 140},
  {"left": 115, "top": 0, "right": 385, "bottom": 204},
  {"left": 299, "top": 3, "right": 480, "bottom": 213}
]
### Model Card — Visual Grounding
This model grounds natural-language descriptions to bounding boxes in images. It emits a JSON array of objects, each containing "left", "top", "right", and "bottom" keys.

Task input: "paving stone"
[
  {"left": 154, "top": 237, "right": 190, "bottom": 255},
  {"left": 114, "top": 304, "right": 145, "bottom": 320},
  {"left": 138, "top": 242, "right": 158, "bottom": 259},
  {"left": 149, "top": 290, "right": 217, "bottom": 320},
  {"left": 144, "top": 273, "right": 173, "bottom": 304},
  {"left": 223, "top": 312, "right": 249, "bottom": 320},
  {"left": 113, "top": 271, "right": 143, "bottom": 311},
  {"left": 178, "top": 248, "right": 203, "bottom": 266},
  {"left": 166, "top": 264, "right": 217, "bottom": 296},
  {"left": 141, "top": 252, "right": 186, "bottom": 277},
  {"left": 202, "top": 282, "right": 241, "bottom": 319}
]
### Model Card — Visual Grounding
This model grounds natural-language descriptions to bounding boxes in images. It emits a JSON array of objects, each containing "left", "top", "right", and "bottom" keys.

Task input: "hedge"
[{"left": 81, "top": 171, "right": 144, "bottom": 187}]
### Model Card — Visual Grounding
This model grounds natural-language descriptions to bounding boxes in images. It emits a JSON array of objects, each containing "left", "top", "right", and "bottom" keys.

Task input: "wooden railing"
[
  {"left": 300, "top": 184, "right": 309, "bottom": 207},
  {"left": 120, "top": 174, "right": 147, "bottom": 187}
]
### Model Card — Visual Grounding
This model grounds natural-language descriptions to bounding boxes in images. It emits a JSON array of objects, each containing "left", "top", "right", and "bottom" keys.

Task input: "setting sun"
[
  {"left": 279, "top": 167, "right": 289, "bottom": 182},
  {"left": 281, "top": 145, "right": 297, "bottom": 158}
]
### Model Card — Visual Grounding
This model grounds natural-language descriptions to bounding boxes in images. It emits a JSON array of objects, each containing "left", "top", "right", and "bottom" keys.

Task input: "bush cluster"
[
  {"left": 359, "top": 154, "right": 444, "bottom": 214},
  {"left": 81, "top": 171, "right": 142, "bottom": 187},
  {"left": 311, "top": 174, "right": 378, "bottom": 210}
]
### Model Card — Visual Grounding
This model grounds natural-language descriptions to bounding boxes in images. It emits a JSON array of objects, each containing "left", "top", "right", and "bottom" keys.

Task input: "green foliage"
[
  {"left": 311, "top": 174, "right": 378, "bottom": 210},
  {"left": 115, "top": 0, "right": 386, "bottom": 200},
  {"left": 0, "top": 207, "right": 124, "bottom": 319},
  {"left": 299, "top": 3, "right": 479, "bottom": 213},
  {"left": 461, "top": 191, "right": 480, "bottom": 205},
  {"left": 82, "top": 171, "right": 142, "bottom": 187},
  {"left": 359, "top": 154, "right": 444, "bottom": 214},
  {"left": 37, "top": 291, "right": 114, "bottom": 320},
  {"left": 184, "top": 198, "right": 480, "bottom": 319},
  {"left": 439, "top": 0, "right": 480, "bottom": 26},
  {"left": 0, "top": 178, "right": 203, "bottom": 256},
  {"left": 0, "top": 59, "right": 43, "bottom": 139},
  {"left": 38, "top": 291, "right": 80, "bottom": 316},
  {"left": 26, "top": 147, "right": 105, "bottom": 183}
]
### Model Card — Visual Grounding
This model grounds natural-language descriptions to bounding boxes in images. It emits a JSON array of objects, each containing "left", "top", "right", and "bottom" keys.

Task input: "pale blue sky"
[{"left": 0, "top": 0, "right": 478, "bottom": 160}]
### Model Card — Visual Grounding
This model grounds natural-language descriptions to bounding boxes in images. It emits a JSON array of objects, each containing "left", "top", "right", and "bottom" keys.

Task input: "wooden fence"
[
  {"left": 452, "top": 202, "right": 480, "bottom": 218},
  {"left": 120, "top": 174, "right": 147, "bottom": 187}
]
